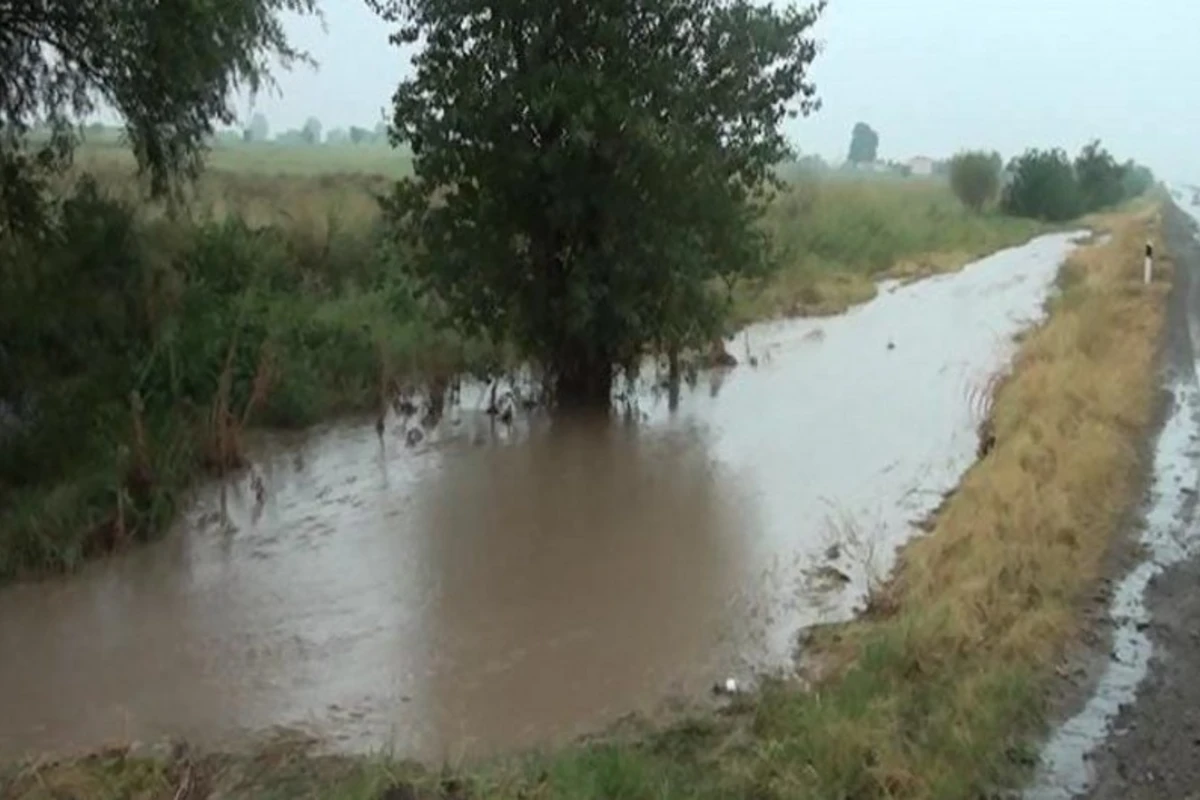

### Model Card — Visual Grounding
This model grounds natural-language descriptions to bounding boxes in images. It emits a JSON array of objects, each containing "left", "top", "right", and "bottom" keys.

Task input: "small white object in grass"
[{"left": 712, "top": 677, "right": 742, "bottom": 695}]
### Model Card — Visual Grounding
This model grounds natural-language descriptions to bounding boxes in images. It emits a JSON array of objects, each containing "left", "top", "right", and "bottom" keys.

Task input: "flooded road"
[
  {"left": 0, "top": 231, "right": 1084, "bottom": 762},
  {"left": 1026, "top": 198, "right": 1200, "bottom": 800}
]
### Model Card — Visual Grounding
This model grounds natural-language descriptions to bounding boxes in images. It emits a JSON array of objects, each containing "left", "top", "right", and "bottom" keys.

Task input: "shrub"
[
  {"left": 1001, "top": 148, "right": 1081, "bottom": 222},
  {"left": 948, "top": 151, "right": 1002, "bottom": 213},
  {"left": 1074, "top": 140, "right": 1126, "bottom": 213}
]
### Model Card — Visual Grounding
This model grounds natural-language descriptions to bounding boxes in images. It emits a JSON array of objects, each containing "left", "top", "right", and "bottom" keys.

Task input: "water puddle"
[{"left": 0, "top": 232, "right": 1084, "bottom": 762}]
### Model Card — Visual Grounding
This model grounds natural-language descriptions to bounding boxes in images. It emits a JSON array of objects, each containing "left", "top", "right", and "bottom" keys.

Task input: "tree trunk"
[
  {"left": 666, "top": 344, "right": 681, "bottom": 412},
  {"left": 553, "top": 341, "right": 614, "bottom": 410}
]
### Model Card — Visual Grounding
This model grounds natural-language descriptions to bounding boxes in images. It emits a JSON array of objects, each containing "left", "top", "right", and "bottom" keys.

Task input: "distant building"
[{"left": 908, "top": 156, "right": 935, "bottom": 177}]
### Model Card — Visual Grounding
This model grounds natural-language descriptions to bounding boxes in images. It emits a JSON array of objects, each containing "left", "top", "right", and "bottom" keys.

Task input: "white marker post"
[{"left": 1145, "top": 240, "right": 1154, "bottom": 285}]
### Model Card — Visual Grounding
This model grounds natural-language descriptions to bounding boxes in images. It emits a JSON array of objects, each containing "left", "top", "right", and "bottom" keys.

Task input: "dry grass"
[
  {"left": 889, "top": 204, "right": 1165, "bottom": 653},
  {"left": 787, "top": 203, "right": 1169, "bottom": 796}
]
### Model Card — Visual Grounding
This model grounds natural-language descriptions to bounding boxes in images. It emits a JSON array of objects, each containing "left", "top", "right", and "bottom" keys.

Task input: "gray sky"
[{"left": 241, "top": 0, "right": 1199, "bottom": 181}]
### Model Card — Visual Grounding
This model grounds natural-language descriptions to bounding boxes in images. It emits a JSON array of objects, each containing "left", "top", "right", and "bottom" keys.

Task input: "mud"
[
  {"left": 0, "top": 231, "right": 1085, "bottom": 763},
  {"left": 1025, "top": 200, "right": 1200, "bottom": 800}
]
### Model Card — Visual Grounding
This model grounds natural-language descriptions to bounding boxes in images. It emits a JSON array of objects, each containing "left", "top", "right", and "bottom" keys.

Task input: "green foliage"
[
  {"left": 948, "top": 150, "right": 1002, "bottom": 212},
  {"left": 1074, "top": 139, "right": 1126, "bottom": 213},
  {"left": 0, "top": 178, "right": 488, "bottom": 580},
  {"left": 742, "top": 177, "right": 1040, "bottom": 320},
  {"left": 1001, "top": 143, "right": 1156, "bottom": 222},
  {"left": 847, "top": 122, "right": 879, "bottom": 164},
  {"left": 1000, "top": 148, "right": 1081, "bottom": 222},
  {"left": 0, "top": 0, "right": 318, "bottom": 237},
  {"left": 370, "top": 0, "right": 825, "bottom": 406}
]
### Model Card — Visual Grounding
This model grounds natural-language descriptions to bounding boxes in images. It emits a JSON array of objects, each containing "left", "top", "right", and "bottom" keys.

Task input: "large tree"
[
  {"left": 369, "top": 0, "right": 824, "bottom": 408},
  {"left": 847, "top": 121, "right": 878, "bottom": 165},
  {"left": 0, "top": 0, "right": 319, "bottom": 235},
  {"left": 1074, "top": 139, "right": 1126, "bottom": 213}
]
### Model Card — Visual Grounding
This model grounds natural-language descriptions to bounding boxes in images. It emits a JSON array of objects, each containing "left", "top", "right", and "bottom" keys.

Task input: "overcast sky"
[{"left": 236, "top": 0, "right": 1200, "bottom": 182}]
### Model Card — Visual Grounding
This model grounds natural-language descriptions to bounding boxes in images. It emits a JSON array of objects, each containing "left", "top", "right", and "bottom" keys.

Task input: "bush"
[
  {"left": 0, "top": 178, "right": 470, "bottom": 579},
  {"left": 1000, "top": 148, "right": 1081, "bottom": 222},
  {"left": 1074, "top": 140, "right": 1126, "bottom": 213},
  {"left": 948, "top": 151, "right": 1002, "bottom": 212}
]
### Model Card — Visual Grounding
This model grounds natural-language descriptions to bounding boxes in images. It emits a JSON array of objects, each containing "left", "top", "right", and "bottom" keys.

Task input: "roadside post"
[{"left": 1145, "top": 240, "right": 1154, "bottom": 284}]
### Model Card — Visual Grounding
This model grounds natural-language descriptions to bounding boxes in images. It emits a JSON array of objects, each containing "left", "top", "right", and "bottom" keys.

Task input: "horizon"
[{"left": 88, "top": 0, "right": 1200, "bottom": 184}]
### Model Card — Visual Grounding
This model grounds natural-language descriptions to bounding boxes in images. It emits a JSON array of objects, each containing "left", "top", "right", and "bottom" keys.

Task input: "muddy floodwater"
[{"left": 0, "top": 232, "right": 1084, "bottom": 762}]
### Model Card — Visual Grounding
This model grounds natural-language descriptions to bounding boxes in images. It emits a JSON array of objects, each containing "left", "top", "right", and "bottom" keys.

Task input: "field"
[{"left": 0, "top": 194, "right": 1169, "bottom": 798}]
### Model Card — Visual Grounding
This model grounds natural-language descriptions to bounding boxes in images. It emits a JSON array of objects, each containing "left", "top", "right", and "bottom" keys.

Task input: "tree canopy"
[
  {"left": 1000, "top": 148, "right": 1080, "bottom": 222},
  {"left": 948, "top": 150, "right": 1001, "bottom": 213},
  {"left": 847, "top": 122, "right": 878, "bottom": 164},
  {"left": 1074, "top": 139, "right": 1126, "bottom": 213},
  {"left": 370, "top": 0, "right": 825, "bottom": 407},
  {"left": 0, "top": 0, "right": 320, "bottom": 236}
]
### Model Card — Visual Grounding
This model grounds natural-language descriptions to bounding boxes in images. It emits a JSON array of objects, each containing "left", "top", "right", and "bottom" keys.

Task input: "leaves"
[
  {"left": 371, "top": 0, "right": 825, "bottom": 404},
  {"left": 948, "top": 151, "right": 1001, "bottom": 213},
  {"left": 1001, "top": 149, "right": 1081, "bottom": 223},
  {"left": 0, "top": 0, "right": 321, "bottom": 236}
]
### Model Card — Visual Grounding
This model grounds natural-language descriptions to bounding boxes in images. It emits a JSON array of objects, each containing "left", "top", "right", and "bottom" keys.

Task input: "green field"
[{"left": 78, "top": 138, "right": 415, "bottom": 178}]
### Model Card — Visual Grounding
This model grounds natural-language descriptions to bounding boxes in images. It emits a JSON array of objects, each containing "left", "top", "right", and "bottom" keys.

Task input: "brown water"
[{"left": 0, "top": 231, "right": 1085, "bottom": 762}]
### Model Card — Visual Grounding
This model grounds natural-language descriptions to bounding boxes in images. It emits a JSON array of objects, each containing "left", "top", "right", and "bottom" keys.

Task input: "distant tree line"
[
  {"left": 81, "top": 116, "right": 393, "bottom": 148},
  {"left": 239, "top": 114, "right": 390, "bottom": 145},
  {"left": 945, "top": 141, "right": 1155, "bottom": 220}
]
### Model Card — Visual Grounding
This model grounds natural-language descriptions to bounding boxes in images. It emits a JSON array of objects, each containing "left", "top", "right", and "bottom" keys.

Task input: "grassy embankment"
[
  {"left": 1, "top": 201, "right": 1169, "bottom": 798},
  {"left": 0, "top": 145, "right": 1039, "bottom": 583}
]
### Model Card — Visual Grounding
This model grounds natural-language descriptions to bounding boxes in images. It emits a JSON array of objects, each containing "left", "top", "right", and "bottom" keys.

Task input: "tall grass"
[{"left": 737, "top": 177, "right": 1043, "bottom": 320}]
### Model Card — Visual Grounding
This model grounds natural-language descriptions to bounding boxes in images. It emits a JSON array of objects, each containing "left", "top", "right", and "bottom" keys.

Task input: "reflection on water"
[{"left": 0, "top": 231, "right": 1083, "bottom": 761}]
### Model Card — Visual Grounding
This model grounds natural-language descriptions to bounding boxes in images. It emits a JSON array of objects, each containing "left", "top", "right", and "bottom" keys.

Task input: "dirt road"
[{"left": 1078, "top": 201, "right": 1200, "bottom": 800}]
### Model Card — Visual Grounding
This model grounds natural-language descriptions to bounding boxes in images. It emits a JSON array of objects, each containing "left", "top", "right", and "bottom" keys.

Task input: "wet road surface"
[
  {"left": 0, "top": 232, "right": 1084, "bottom": 762},
  {"left": 1027, "top": 199, "right": 1200, "bottom": 800}
]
